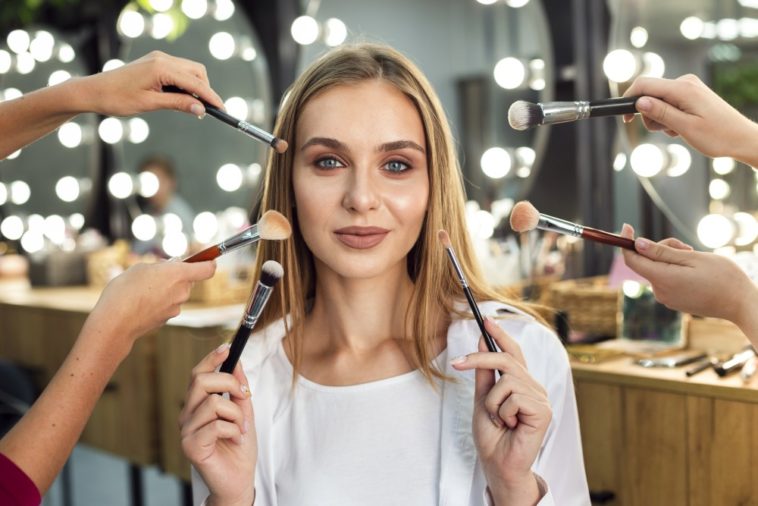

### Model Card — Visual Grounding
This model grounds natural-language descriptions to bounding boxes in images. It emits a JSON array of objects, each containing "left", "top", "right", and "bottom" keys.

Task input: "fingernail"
[
  {"left": 216, "top": 342, "right": 230, "bottom": 353},
  {"left": 190, "top": 103, "right": 205, "bottom": 118},
  {"left": 636, "top": 238, "right": 651, "bottom": 251},
  {"left": 241, "top": 384, "right": 250, "bottom": 396},
  {"left": 451, "top": 355, "right": 468, "bottom": 366},
  {"left": 636, "top": 97, "right": 652, "bottom": 112}
]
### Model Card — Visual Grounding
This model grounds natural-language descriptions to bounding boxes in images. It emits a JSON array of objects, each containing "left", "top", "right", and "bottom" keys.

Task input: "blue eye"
[
  {"left": 315, "top": 157, "right": 344, "bottom": 170},
  {"left": 385, "top": 160, "right": 410, "bottom": 173}
]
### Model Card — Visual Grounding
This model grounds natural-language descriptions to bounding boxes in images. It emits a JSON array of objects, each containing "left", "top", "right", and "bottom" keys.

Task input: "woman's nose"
[{"left": 341, "top": 167, "right": 380, "bottom": 213}]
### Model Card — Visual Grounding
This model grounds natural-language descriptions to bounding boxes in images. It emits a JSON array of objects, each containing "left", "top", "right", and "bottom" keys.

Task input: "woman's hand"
[
  {"left": 452, "top": 317, "right": 551, "bottom": 506},
  {"left": 180, "top": 344, "right": 257, "bottom": 506}
]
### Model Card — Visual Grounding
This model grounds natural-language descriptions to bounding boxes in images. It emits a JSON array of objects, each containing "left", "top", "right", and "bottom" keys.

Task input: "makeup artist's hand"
[
  {"left": 76, "top": 51, "right": 224, "bottom": 117},
  {"left": 622, "top": 74, "right": 758, "bottom": 168},
  {"left": 87, "top": 260, "right": 216, "bottom": 352},
  {"left": 620, "top": 224, "right": 758, "bottom": 346},
  {"left": 180, "top": 345, "right": 256, "bottom": 506},
  {"left": 452, "top": 317, "right": 551, "bottom": 506}
]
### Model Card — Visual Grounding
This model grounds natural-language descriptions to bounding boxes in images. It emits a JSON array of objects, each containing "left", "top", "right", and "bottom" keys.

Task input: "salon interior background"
[{"left": 0, "top": 0, "right": 756, "bottom": 277}]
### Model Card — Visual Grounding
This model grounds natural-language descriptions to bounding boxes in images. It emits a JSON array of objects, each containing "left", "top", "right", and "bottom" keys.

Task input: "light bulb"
[
  {"left": 291, "top": 16, "right": 319, "bottom": 45},
  {"left": 480, "top": 147, "right": 512, "bottom": 179},
  {"left": 108, "top": 172, "right": 134, "bottom": 199},
  {"left": 57, "top": 122, "right": 83, "bottom": 148},
  {"left": 630, "top": 26, "right": 648, "bottom": 48},
  {"left": 128, "top": 117, "right": 150, "bottom": 144},
  {"left": 681, "top": 16, "right": 704, "bottom": 40},
  {"left": 56, "top": 176, "right": 80, "bottom": 202},
  {"left": 213, "top": 0, "right": 235, "bottom": 21},
  {"left": 10, "top": 181, "right": 31, "bottom": 205},
  {"left": 182, "top": 0, "right": 208, "bottom": 19},
  {"left": 48, "top": 70, "right": 72, "bottom": 86},
  {"left": 7, "top": 29, "right": 30, "bottom": 54},
  {"left": 209, "top": 32, "right": 235, "bottom": 60},
  {"left": 603, "top": 49, "right": 637, "bottom": 82},
  {"left": 132, "top": 214, "right": 157, "bottom": 241},
  {"left": 217, "top": 163, "right": 243, "bottom": 191},
  {"left": 697, "top": 214, "right": 734, "bottom": 249},
  {"left": 666, "top": 144, "right": 691, "bottom": 177},
  {"left": 118, "top": 10, "right": 146, "bottom": 38},
  {"left": 0, "top": 216, "right": 24, "bottom": 240},
  {"left": 193, "top": 211, "right": 219, "bottom": 243},
  {"left": 162, "top": 232, "right": 188, "bottom": 257},
  {"left": 324, "top": 18, "right": 347, "bottom": 47},
  {"left": 630, "top": 143, "right": 665, "bottom": 177},
  {"left": 493, "top": 57, "right": 526, "bottom": 89},
  {"left": 98, "top": 117, "right": 124, "bottom": 144},
  {"left": 138, "top": 171, "right": 160, "bottom": 198}
]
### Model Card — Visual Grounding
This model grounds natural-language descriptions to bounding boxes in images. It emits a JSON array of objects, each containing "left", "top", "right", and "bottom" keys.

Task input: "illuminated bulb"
[
  {"left": 149, "top": 0, "right": 174, "bottom": 12},
  {"left": 247, "top": 163, "right": 262, "bottom": 181},
  {"left": 641, "top": 52, "right": 665, "bottom": 78},
  {"left": 666, "top": 144, "right": 691, "bottom": 177},
  {"left": 10, "top": 181, "right": 30, "bottom": 205},
  {"left": 515, "top": 146, "right": 536, "bottom": 167},
  {"left": 128, "top": 118, "right": 150, "bottom": 144},
  {"left": 712, "top": 157, "right": 735, "bottom": 175},
  {"left": 717, "top": 18, "right": 739, "bottom": 40},
  {"left": 69, "top": 213, "right": 85, "bottom": 230},
  {"left": 0, "top": 183, "right": 6, "bottom": 205},
  {"left": 680, "top": 16, "right": 704, "bottom": 40},
  {"left": 16, "top": 52, "right": 35, "bottom": 74},
  {"left": 44, "top": 215, "right": 66, "bottom": 244},
  {"left": 209, "top": 32, "right": 235, "bottom": 60},
  {"left": 224, "top": 207, "right": 248, "bottom": 229},
  {"left": 138, "top": 171, "right": 160, "bottom": 198},
  {"left": 58, "top": 43, "right": 75, "bottom": 63},
  {"left": 162, "top": 232, "right": 188, "bottom": 257},
  {"left": 250, "top": 99, "right": 265, "bottom": 123},
  {"left": 151, "top": 13, "right": 175, "bottom": 39},
  {"left": 213, "top": 0, "right": 235, "bottom": 21},
  {"left": 697, "top": 214, "right": 734, "bottom": 249},
  {"left": 7, "top": 29, "right": 30, "bottom": 54},
  {"left": 1, "top": 216, "right": 24, "bottom": 240},
  {"left": 702, "top": 21, "right": 717, "bottom": 39},
  {"left": 734, "top": 212, "right": 758, "bottom": 246},
  {"left": 603, "top": 49, "right": 637, "bottom": 82},
  {"left": 0, "top": 50, "right": 11, "bottom": 73},
  {"left": 57, "top": 122, "right": 82, "bottom": 148},
  {"left": 324, "top": 18, "right": 348, "bottom": 47},
  {"left": 480, "top": 147, "right": 512, "bottom": 179},
  {"left": 193, "top": 211, "right": 219, "bottom": 243},
  {"left": 224, "top": 96, "right": 248, "bottom": 119},
  {"left": 132, "top": 214, "right": 157, "bottom": 241},
  {"left": 516, "top": 167, "right": 531, "bottom": 178},
  {"left": 291, "top": 16, "right": 320, "bottom": 45},
  {"left": 29, "top": 31, "right": 55, "bottom": 62},
  {"left": 21, "top": 231, "right": 44, "bottom": 254},
  {"left": 98, "top": 117, "right": 124, "bottom": 144},
  {"left": 118, "top": 10, "right": 146, "bottom": 38},
  {"left": 26, "top": 214, "right": 44, "bottom": 232},
  {"left": 476, "top": 0, "right": 498, "bottom": 4},
  {"left": 529, "top": 78, "right": 546, "bottom": 91},
  {"left": 241, "top": 47, "right": 257, "bottom": 61},
  {"left": 182, "top": 0, "right": 208, "bottom": 19},
  {"left": 505, "top": 0, "right": 530, "bottom": 7},
  {"left": 55, "top": 176, "right": 80, "bottom": 202},
  {"left": 471, "top": 210, "right": 496, "bottom": 240},
  {"left": 739, "top": 17, "right": 758, "bottom": 38},
  {"left": 709, "top": 178, "right": 731, "bottom": 200},
  {"left": 622, "top": 280, "right": 645, "bottom": 299},
  {"left": 48, "top": 70, "right": 72, "bottom": 86},
  {"left": 102, "top": 59, "right": 124, "bottom": 72},
  {"left": 108, "top": 172, "right": 134, "bottom": 199},
  {"left": 493, "top": 57, "right": 526, "bottom": 89},
  {"left": 7, "top": 149, "right": 21, "bottom": 160},
  {"left": 216, "top": 163, "right": 243, "bottom": 191},
  {"left": 162, "top": 213, "right": 183, "bottom": 233},
  {"left": 630, "top": 26, "right": 648, "bottom": 48},
  {"left": 3, "top": 88, "right": 22, "bottom": 101},
  {"left": 630, "top": 143, "right": 665, "bottom": 177},
  {"left": 613, "top": 152, "right": 627, "bottom": 172}
]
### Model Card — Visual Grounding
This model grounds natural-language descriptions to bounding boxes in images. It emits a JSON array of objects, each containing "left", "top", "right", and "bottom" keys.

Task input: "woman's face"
[{"left": 292, "top": 79, "right": 430, "bottom": 281}]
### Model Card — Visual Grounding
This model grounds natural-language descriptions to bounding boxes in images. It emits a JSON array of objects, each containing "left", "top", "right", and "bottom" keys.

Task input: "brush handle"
[
  {"left": 184, "top": 245, "right": 221, "bottom": 263},
  {"left": 220, "top": 323, "right": 254, "bottom": 374},
  {"left": 581, "top": 227, "right": 636, "bottom": 250},
  {"left": 589, "top": 96, "right": 639, "bottom": 117}
]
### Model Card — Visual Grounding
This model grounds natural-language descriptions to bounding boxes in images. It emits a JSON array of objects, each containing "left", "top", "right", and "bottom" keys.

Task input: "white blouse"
[{"left": 192, "top": 301, "right": 591, "bottom": 506}]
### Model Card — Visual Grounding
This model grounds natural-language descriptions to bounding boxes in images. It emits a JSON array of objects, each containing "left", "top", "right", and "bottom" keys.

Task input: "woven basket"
[{"left": 543, "top": 276, "right": 620, "bottom": 337}]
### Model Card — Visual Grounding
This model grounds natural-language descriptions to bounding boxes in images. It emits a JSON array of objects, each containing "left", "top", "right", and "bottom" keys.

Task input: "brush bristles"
[
  {"left": 437, "top": 229, "right": 452, "bottom": 249},
  {"left": 259, "top": 260, "right": 284, "bottom": 287},
  {"left": 508, "top": 101, "right": 544, "bottom": 131},
  {"left": 272, "top": 138, "right": 289, "bottom": 154},
  {"left": 258, "top": 210, "right": 292, "bottom": 240},
  {"left": 510, "top": 201, "right": 540, "bottom": 232}
]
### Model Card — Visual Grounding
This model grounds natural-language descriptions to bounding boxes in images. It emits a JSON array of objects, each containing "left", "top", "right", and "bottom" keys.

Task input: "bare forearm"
[
  {"left": 0, "top": 320, "right": 131, "bottom": 495},
  {"left": 736, "top": 281, "right": 758, "bottom": 349},
  {"left": 731, "top": 118, "right": 758, "bottom": 169}
]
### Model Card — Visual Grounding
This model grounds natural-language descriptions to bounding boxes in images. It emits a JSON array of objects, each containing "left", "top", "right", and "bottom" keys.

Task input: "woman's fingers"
[
  {"left": 181, "top": 419, "right": 244, "bottom": 461},
  {"left": 180, "top": 393, "right": 246, "bottom": 438}
]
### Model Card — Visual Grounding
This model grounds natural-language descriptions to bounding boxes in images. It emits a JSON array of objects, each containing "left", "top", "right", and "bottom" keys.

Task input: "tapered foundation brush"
[
  {"left": 508, "top": 96, "right": 640, "bottom": 131},
  {"left": 509, "top": 201, "right": 635, "bottom": 250},
  {"left": 184, "top": 210, "right": 291, "bottom": 262}
]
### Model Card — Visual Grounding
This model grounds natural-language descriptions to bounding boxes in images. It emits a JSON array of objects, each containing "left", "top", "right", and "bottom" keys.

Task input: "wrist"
[
  {"left": 487, "top": 472, "right": 543, "bottom": 506},
  {"left": 207, "top": 489, "right": 255, "bottom": 506},
  {"left": 731, "top": 118, "right": 758, "bottom": 168},
  {"left": 734, "top": 280, "right": 758, "bottom": 346}
]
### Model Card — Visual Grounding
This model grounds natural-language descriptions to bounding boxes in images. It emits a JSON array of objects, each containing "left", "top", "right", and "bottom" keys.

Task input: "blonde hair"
[{"left": 252, "top": 43, "right": 543, "bottom": 382}]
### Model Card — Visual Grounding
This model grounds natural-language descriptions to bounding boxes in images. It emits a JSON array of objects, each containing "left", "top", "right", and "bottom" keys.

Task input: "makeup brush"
[
  {"left": 508, "top": 97, "right": 640, "bottom": 131},
  {"left": 438, "top": 230, "right": 499, "bottom": 355},
  {"left": 184, "top": 210, "right": 291, "bottom": 263},
  {"left": 220, "top": 260, "right": 284, "bottom": 374},
  {"left": 162, "top": 85, "right": 288, "bottom": 153},
  {"left": 509, "top": 201, "right": 635, "bottom": 250}
]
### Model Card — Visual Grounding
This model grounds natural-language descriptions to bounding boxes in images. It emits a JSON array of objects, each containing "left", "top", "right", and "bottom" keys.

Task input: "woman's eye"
[
  {"left": 384, "top": 160, "right": 410, "bottom": 173},
  {"left": 315, "top": 157, "right": 344, "bottom": 169}
]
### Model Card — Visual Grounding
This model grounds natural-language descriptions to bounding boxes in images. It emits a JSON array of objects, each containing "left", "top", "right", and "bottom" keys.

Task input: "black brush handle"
[
  {"left": 589, "top": 96, "right": 639, "bottom": 117},
  {"left": 220, "top": 324, "right": 253, "bottom": 374},
  {"left": 163, "top": 84, "right": 239, "bottom": 127},
  {"left": 464, "top": 287, "right": 498, "bottom": 353}
]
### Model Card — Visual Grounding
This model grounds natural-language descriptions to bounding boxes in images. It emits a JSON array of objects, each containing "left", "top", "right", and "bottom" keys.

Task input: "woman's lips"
[{"left": 334, "top": 226, "right": 390, "bottom": 249}]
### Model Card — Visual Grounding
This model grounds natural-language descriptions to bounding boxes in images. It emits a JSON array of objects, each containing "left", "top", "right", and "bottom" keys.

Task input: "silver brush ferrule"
[
  {"left": 536, "top": 214, "right": 584, "bottom": 237},
  {"left": 241, "top": 282, "right": 274, "bottom": 329},
  {"left": 445, "top": 248, "right": 469, "bottom": 288},
  {"left": 218, "top": 225, "right": 260, "bottom": 255},
  {"left": 237, "top": 120, "right": 276, "bottom": 145},
  {"left": 540, "top": 101, "right": 591, "bottom": 125}
]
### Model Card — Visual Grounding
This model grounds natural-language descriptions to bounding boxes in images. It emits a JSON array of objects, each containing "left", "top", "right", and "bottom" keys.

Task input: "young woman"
[{"left": 180, "top": 43, "right": 589, "bottom": 506}]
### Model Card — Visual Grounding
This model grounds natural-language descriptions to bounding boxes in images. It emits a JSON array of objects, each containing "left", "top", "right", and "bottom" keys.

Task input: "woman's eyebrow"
[
  {"left": 378, "top": 140, "right": 425, "bottom": 153},
  {"left": 300, "top": 137, "right": 425, "bottom": 154},
  {"left": 300, "top": 137, "right": 346, "bottom": 151}
]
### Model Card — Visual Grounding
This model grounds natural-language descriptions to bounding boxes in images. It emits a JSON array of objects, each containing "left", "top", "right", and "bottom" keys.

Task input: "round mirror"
[
  {"left": 114, "top": 0, "right": 272, "bottom": 257},
  {"left": 608, "top": 0, "right": 758, "bottom": 252}
]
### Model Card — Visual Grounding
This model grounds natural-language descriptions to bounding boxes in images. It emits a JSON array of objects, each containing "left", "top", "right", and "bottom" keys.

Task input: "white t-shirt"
[{"left": 271, "top": 343, "right": 447, "bottom": 505}]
